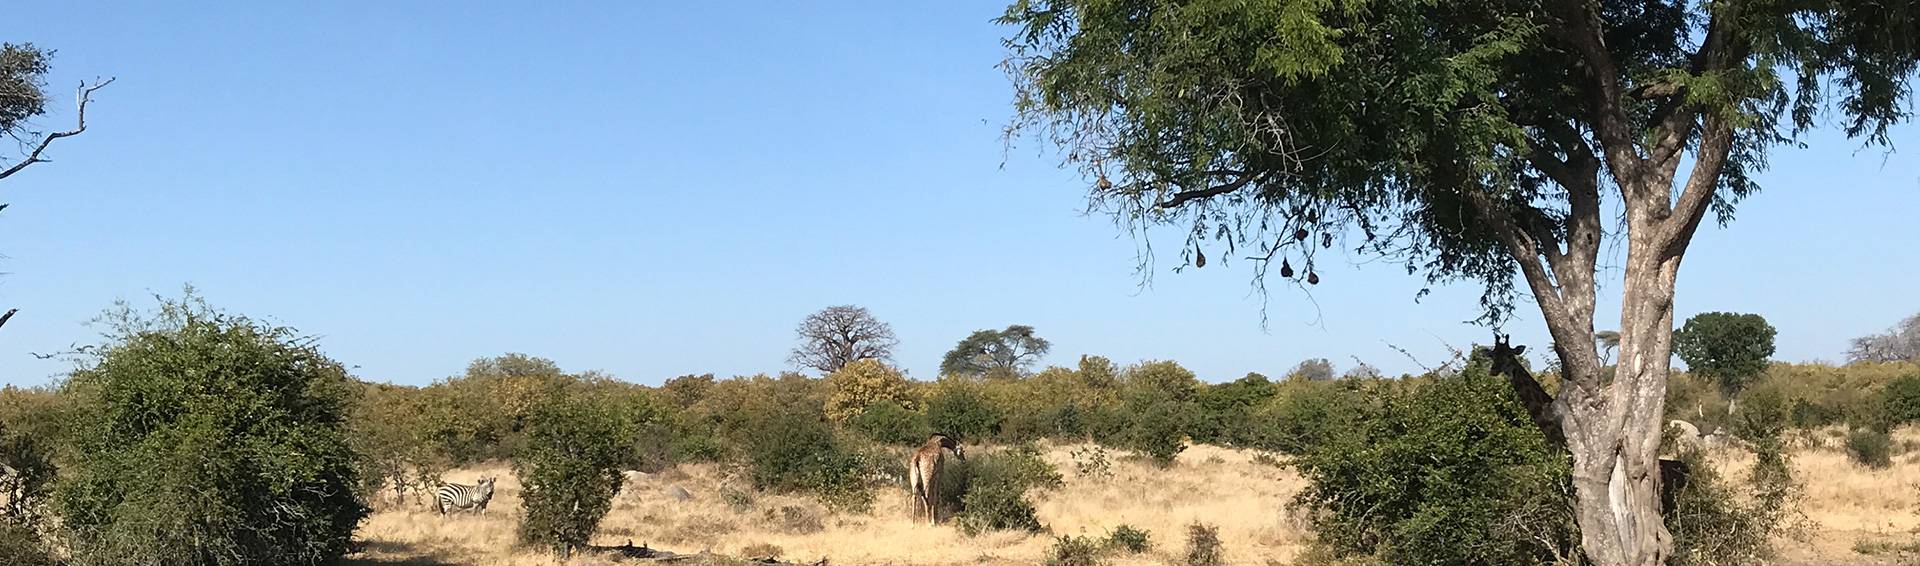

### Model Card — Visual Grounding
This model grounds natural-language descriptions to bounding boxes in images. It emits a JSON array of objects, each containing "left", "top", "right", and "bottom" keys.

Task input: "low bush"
[
  {"left": 1883, "top": 373, "right": 1920, "bottom": 427},
  {"left": 1047, "top": 534, "right": 1110, "bottom": 566},
  {"left": 1107, "top": 524, "right": 1152, "bottom": 553},
  {"left": 926, "top": 381, "right": 1004, "bottom": 442},
  {"left": 1183, "top": 522, "right": 1225, "bottom": 566},
  {"left": 1846, "top": 429, "right": 1893, "bottom": 469},
  {"left": 952, "top": 445, "right": 1062, "bottom": 535},
  {"left": 736, "top": 406, "right": 871, "bottom": 510}
]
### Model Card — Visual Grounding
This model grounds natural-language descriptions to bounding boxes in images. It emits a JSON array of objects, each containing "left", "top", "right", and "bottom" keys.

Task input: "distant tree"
[
  {"left": 1849, "top": 312, "right": 1920, "bottom": 363},
  {"left": 1673, "top": 312, "right": 1777, "bottom": 399},
  {"left": 55, "top": 291, "right": 365, "bottom": 565},
  {"left": 1287, "top": 358, "right": 1335, "bottom": 382},
  {"left": 823, "top": 359, "right": 914, "bottom": 422},
  {"left": 998, "top": 0, "right": 1919, "bottom": 561},
  {"left": 1076, "top": 355, "right": 1119, "bottom": 389},
  {"left": 941, "top": 325, "right": 1052, "bottom": 378},
  {"left": 1342, "top": 363, "right": 1382, "bottom": 380},
  {"left": 789, "top": 305, "right": 898, "bottom": 374},
  {"left": 1595, "top": 331, "right": 1622, "bottom": 366},
  {"left": 0, "top": 43, "right": 111, "bottom": 334}
]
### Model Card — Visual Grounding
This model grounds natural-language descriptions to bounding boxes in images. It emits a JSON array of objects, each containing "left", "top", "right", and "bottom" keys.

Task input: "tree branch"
[
  {"left": 0, "top": 309, "right": 16, "bottom": 332},
  {"left": 1547, "top": 0, "right": 1645, "bottom": 187},
  {"left": 1659, "top": 118, "right": 1733, "bottom": 259},
  {"left": 1155, "top": 172, "right": 1258, "bottom": 209},
  {"left": 0, "top": 77, "right": 115, "bottom": 181}
]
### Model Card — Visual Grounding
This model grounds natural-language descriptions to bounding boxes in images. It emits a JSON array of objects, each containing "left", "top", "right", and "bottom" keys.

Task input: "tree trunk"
[{"left": 1555, "top": 217, "right": 1683, "bottom": 566}]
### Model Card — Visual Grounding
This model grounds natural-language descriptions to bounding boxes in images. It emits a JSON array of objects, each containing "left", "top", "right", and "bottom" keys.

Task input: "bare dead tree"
[
  {"left": 788, "top": 305, "right": 898, "bottom": 374},
  {"left": 0, "top": 77, "right": 114, "bottom": 181},
  {"left": 0, "top": 41, "right": 114, "bottom": 337}
]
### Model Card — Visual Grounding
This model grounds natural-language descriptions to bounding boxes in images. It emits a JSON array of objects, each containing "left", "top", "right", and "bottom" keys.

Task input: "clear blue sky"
[{"left": 3, "top": 4, "right": 1915, "bottom": 387}]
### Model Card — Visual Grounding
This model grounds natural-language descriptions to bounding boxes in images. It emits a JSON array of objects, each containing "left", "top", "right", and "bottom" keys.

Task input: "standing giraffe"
[{"left": 908, "top": 433, "right": 964, "bottom": 525}]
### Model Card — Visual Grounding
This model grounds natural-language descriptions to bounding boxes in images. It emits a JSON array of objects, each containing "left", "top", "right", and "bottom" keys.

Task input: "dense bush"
[
  {"left": 1246, "top": 380, "right": 1366, "bottom": 455},
  {"left": 951, "top": 445, "right": 1062, "bottom": 535},
  {"left": 1882, "top": 372, "right": 1920, "bottom": 427},
  {"left": 1666, "top": 443, "right": 1796, "bottom": 566},
  {"left": 1100, "top": 392, "right": 1187, "bottom": 465},
  {"left": 1291, "top": 368, "right": 1576, "bottom": 565},
  {"left": 1189, "top": 373, "right": 1276, "bottom": 446},
  {"left": 926, "top": 379, "right": 1004, "bottom": 442},
  {"left": 0, "top": 417, "right": 55, "bottom": 527},
  {"left": 516, "top": 389, "right": 638, "bottom": 556},
  {"left": 55, "top": 293, "right": 367, "bottom": 566},
  {"left": 1846, "top": 428, "right": 1893, "bottom": 469},
  {"left": 850, "top": 400, "right": 930, "bottom": 446},
  {"left": 735, "top": 403, "right": 872, "bottom": 510}
]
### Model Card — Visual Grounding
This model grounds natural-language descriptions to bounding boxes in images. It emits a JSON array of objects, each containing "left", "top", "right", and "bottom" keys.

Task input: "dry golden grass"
[{"left": 352, "top": 440, "right": 1920, "bottom": 565}]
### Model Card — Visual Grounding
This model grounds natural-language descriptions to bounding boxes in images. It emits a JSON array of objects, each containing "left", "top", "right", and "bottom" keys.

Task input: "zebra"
[{"left": 436, "top": 476, "right": 496, "bottom": 515}]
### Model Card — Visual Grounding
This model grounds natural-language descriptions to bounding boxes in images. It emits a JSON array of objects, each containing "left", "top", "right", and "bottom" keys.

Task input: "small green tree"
[
  {"left": 1881, "top": 373, "right": 1920, "bottom": 427},
  {"left": 850, "top": 400, "right": 931, "bottom": 446},
  {"left": 55, "top": 291, "right": 366, "bottom": 565},
  {"left": 516, "top": 389, "right": 638, "bottom": 556},
  {"left": 1674, "top": 312, "right": 1778, "bottom": 401}
]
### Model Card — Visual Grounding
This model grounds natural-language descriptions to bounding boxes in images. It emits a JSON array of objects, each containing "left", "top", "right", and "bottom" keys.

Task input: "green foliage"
[
  {"left": 1101, "top": 392, "right": 1187, "bottom": 465},
  {"left": 849, "top": 400, "right": 930, "bottom": 446},
  {"left": 942, "top": 325, "right": 1053, "bottom": 378},
  {"left": 55, "top": 292, "right": 366, "bottom": 566},
  {"left": 1107, "top": 524, "right": 1152, "bottom": 554},
  {"left": 952, "top": 446, "right": 1062, "bottom": 535},
  {"left": 1882, "top": 373, "right": 1920, "bottom": 427},
  {"left": 1183, "top": 522, "right": 1224, "bottom": 566},
  {"left": 1845, "top": 429, "right": 1893, "bottom": 469},
  {"left": 1665, "top": 443, "right": 1796, "bottom": 566},
  {"left": 926, "top": 380, "right": 1004, "bottom": 442},
  {"left": 1189, "top": 373, "right": 1277, "bottom": 446},
  {"left": 1069, "top": 444, "right": 1113, "bottom": 480},
  {"left": 1001, "top": 0, "right": 1920, "bottom": 323},
  {"left": 0, "top": 43, "right": 52, "bottom": 134},
  {"left": 1292, "top": 369, "right": 1575, "bottom": 565},
  {"left": 1047, "top": 534, "right": 1110, "bottom": 566},
  {"left": 734, "top": 402, "right": 871, "bottom": 511},
  {"left": 823, "top": 359, "right": 914, "bottom": 423},
  {"left": 1246, "top": 380, "right": 1365, "bottom": 456},
  {"left": 516, "top": 388, "right": 638, "bottom": 555},
  {"left": 1288, "top": 359, "right": 1336, "bottom": 382},
  {"left": 1675, "top": 312, "right": 1779, "bottom": 397}
]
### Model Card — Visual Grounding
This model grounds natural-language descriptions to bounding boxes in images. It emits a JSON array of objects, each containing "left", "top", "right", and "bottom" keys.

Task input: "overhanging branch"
[
  {"left": 0, "top": 77, "right": 115, "bottom": 181},
  {"left": 1155, "top": 172, "right": 1258, "bottom": 209}
]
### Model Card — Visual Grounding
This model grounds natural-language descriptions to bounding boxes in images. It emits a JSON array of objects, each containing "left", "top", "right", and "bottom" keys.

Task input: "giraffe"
[{"left": 908, "top": 433, "right": 964, "bottom": 525}]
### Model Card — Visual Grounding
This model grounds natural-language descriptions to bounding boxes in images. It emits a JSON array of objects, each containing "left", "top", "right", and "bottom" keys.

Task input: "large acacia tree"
[{"left": 998, "top": 1, "right": 1917, "bottom": 564}]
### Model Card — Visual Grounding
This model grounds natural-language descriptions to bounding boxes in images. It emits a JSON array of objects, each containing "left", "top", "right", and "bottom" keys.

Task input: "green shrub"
[
  {"left": 1291, "top": 369, "right": 1576, "bottom": 565},
  {"left": 1882, "top": 373, "right": 1920, "bottom": 427},
  {"left": 736, "top": 405, "right": 871, "bottom": 510},
  {"left": 1247, "top": 381, "right": 1364, "bottom": 456},
  {"left": 1846, "top": 429, "right": 1893, "bottom": 469},
  {"left": 516, "top": 390, "right": 638, "bottom": 556},
  {"left": 850, "top": 400, "right": 931, "bottom": 446},
  {"left": 1047, "top": 534, "right": 1110, "bottom": 566},
  {"left": 0, "top": 521, "right": 55, "bottom": 566},
  {"left": 1107, "top": 524, "right": 1152, "bottom": 553},
  {"left": 1070, "top": 445, "right": 1114, "bottom": 480},
  {"left": 1099, "top": 386, "right": 1188, "bottom": 465},
  {"left": 1183, "top": 522, "right": 1225, "bottom": 566},
  {"left": 952, "top": 445, "right": 1062, "bottom": 535},
  {"left": 926, "top": 381, "right": 1004, "bottom": 442},
  {"left": 1666, "top": 444, "right": 1796, "bottom": 565},
  {"left": 55, "top": 293, "right": 367, "bottom": 566}
]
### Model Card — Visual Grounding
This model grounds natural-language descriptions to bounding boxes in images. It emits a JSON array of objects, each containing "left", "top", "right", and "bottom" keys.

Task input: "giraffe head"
[
  {"left": 932, "top": 433, "right": 965, "bottom": 460},
  {"left": 1488, "top": 333, "right": 1528, "bottom": 377}
]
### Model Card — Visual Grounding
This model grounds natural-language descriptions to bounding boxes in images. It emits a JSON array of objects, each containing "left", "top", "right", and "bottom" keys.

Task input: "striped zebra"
[{"left": 436, "top": 476, "right": 496, "bottom": 515}]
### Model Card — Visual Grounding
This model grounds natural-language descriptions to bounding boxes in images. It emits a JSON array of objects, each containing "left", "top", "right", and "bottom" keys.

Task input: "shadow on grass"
[{"left": 341, "top": 540, "right": 462, "bottom": 566}]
